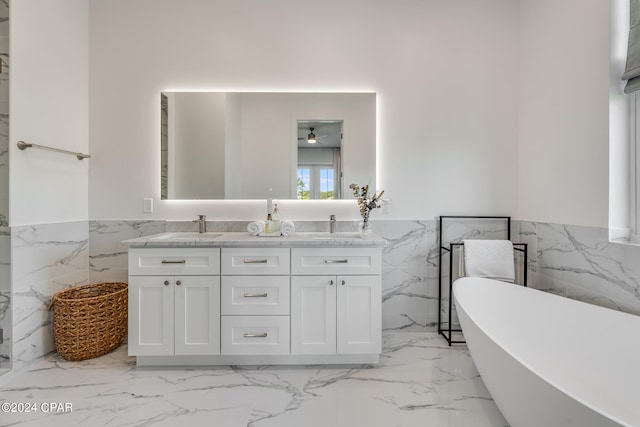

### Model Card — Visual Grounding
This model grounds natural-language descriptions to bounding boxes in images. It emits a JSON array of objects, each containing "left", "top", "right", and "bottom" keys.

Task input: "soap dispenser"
[
  {"left": 265, "top": 198, "right": 273, "bottom": 234},
  {"left": 271, "top": 203, "right": 282, "bottom": 235}
]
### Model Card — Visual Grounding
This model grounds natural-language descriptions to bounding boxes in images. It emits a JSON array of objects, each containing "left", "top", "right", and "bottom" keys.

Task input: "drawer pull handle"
[
  {"left": 176, "top": 280, "right": 182, "bottom": 286},
  {"left": 325, "top": 259, "right": 348, "bottom": 264},
  {"left": 244, "top": 333, "right": 268, "bottom": 338},
  {"left": 164, "top": 280, "right": 170, "bottom": 286},
  {"left": 161, "top": 260, "right": 186, "bottom": 264},
  {"left": 329, "top": 280, "right": 334, "bottom": 286},
  {"left": 341, "top": 280, "right": 346, "bottom": 286},
  {"left": 244, "top": 293, "right": 268, "bottom": 298},
  {"left": 243, "top": 259, "right": 268, "bottom": 264}
]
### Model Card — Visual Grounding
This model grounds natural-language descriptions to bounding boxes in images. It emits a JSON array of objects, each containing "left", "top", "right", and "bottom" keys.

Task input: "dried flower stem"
[{"left": 349, "top": 183, "right": 386, "bottom": 225}]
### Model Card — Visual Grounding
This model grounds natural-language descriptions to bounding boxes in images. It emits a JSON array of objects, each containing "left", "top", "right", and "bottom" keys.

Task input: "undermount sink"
[
  {"left": 149, "top": 232, "right": 223, "bottom": 240},
  {"left": 294, "top": 232, "right": 362, "bottom": 240}
]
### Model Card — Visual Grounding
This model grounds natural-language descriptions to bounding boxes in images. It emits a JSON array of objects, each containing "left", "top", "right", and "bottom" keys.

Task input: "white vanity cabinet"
[
  {"left": 128, "top": 248, "right": 221, "bottom": 356},
  {"left": 124, "top": 233, "right": 384, "bottom": 366},
  {"left": 290, "top": 248, "right": 382, "bottom": 356}
]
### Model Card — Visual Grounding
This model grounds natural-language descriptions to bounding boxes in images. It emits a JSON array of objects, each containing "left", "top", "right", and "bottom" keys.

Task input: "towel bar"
[{"left": 17, "top": 140, "right": 91, "bottom": 160}]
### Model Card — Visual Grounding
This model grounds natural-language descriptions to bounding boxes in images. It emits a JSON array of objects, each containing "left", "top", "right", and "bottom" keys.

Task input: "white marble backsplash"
[
  {"left": 373, "top": 220, "right": 437, "bottom": 331},
  {"left": 526, "top": 221, "right": 640, "bottom": 316},
  {"left": 89, "top": 220, "right": 165, "bottom": 283},
  {"left": 11, "top": 221, "right": 89, "bottom": 369}
]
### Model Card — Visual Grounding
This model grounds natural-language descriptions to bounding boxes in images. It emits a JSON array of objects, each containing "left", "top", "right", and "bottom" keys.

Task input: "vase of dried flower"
[{"left": 358, "top": 220, "right": 372, "bottom": 238}]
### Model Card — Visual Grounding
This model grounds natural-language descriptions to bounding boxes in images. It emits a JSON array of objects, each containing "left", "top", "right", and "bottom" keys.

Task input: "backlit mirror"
[{"left": 160, "top": 92, "right": 376, "bottom": 200}]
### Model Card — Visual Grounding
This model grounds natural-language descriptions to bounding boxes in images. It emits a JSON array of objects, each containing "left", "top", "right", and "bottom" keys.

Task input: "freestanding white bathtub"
[{"left": 453, "top": 277, "right": 640, "bottom": 427}]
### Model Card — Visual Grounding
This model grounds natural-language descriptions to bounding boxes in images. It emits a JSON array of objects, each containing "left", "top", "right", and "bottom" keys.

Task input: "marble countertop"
[{"left": 122, "top": 231, "right": 386, "bottom": 248}]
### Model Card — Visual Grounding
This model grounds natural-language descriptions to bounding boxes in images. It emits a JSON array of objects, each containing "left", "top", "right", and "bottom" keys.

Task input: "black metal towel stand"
[{"left": 437, "top": 216, "right": 528, "bottom": 346}]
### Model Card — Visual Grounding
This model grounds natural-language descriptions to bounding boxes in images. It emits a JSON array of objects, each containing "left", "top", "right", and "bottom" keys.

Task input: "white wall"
[
  {"left": 88, "top": 0, "right": 519, "bottom": 221},
  {"left": 10, "top": 0, "right": 89, "bottom": 226},
  {"left": 517, "top": 0, "right": 610, "bottom": 228}
]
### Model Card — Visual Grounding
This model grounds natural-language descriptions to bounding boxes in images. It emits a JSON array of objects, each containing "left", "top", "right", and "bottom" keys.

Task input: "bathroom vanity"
[{"left": 123, "top": 232, "right": 385, "bottom": 366}]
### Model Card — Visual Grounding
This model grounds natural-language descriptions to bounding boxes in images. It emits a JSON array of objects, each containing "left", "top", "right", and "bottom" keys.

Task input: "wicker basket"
[{"left": 49, "top": 282, "right": 128, "bottom": 361}]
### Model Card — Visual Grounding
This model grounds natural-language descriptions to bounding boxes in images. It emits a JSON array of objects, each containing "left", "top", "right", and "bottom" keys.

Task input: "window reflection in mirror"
[{"left": 296, "top": 121, "right": 342, "bottom": 200}]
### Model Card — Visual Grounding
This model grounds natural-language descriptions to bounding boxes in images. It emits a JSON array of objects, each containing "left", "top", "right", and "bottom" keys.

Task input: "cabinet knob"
[
  {"left": 329, "top": 280, "right": 334, "bottom": 286},
  {"left": 164, "top": 280, "right": 170, "bottom": 286},
  {"left": 341, "top": 280, "right": 346, "bottom": 286},
  {"left": 176, "top": 280, "right": 182, "bottom": 286}
]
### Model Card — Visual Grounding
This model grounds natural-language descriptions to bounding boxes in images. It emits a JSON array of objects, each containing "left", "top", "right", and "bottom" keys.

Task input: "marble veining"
[
  {"left": 0, "top": 333, "right": 508, "bottom": 427},
  {"left": 11, "top": 222, "right": 90, "bottom": 369},
  {"left": 372, "top": 220, "right": 437, "bottom": 331},
  {"left": 89, "top": 220, "right": 165, "bottom": 283},
  {"left": 122, "top": 231, "right": 386, "bottom": 248},
  {"left": 533, "top": 222, "right": 640, "bottom": 315}
]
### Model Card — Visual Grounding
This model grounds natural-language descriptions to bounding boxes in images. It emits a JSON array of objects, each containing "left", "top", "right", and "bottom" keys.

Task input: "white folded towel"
[
  {"left": 247, "top": 221, "right": 265, "bottom": 236},
  {"left": 462, "top": 239, "right": 515, "bottom": 283},
  {"left": 281, "top": 220, "right": 295, "bottom": 236}
]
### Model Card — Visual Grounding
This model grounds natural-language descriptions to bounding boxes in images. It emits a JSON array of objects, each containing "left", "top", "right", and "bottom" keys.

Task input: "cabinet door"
[
  {"left": 174, "top": 276, "right": 221, "bottom": 355},
  {"left": 291, "top": 276, "right": 337, "bottom": 355},
  {"left": 129, "top": 276, "right": 174, "bottom": 356},
  {"left": 336, "top": 275, "right": 381, "bottom": 354}
]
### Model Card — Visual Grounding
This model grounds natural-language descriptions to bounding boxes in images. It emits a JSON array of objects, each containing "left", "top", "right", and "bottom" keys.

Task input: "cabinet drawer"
[
  {"left": 221, "top": 248, "right": 289, "bottom": 275},
  {"left": 128, "top": 248, "right": 220, "bottom": 275},
  {"left": 221, "top": 276, "right": 290, "bottom": 315},
  {"left": 291, "top": 248, "right": 381, "bottom": 275},
  {"left": 221, "top": 316, "right": 290, "bottom": 355}
]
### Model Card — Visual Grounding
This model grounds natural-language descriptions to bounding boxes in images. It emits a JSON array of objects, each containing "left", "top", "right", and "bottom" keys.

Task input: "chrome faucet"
[
  {"left": 330, "top": 215, "right": 336, "bottom": 233},
  {"left": 193, "top": 214, "right": 207, "bottom": 233}
]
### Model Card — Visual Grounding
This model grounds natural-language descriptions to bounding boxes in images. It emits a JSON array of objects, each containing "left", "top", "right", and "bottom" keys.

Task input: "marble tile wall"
[
  {"left": 0, "top": 226, "right": 10, "bottom": 368},
  {"left": 89, "top": 220, "right": 166, "bottom": 283},
  {"left": 11, "top": 221, "right": 89, "bottom": 369},
  {"left": 5, "top": 217, "right": 635, "bottom": 374},
  {"left": 525, "top": 221, "right": 640, "bottom": 316}
]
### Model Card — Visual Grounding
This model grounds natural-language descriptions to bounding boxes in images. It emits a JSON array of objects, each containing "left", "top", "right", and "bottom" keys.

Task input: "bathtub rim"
[{"left": 453, "top": 277, "right": 638, "bottom": 427}]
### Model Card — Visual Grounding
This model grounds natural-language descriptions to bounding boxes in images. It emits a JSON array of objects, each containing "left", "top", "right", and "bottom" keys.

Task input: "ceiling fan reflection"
[{"left": 298, "top": 127, "right": 327, "bottom": 144}]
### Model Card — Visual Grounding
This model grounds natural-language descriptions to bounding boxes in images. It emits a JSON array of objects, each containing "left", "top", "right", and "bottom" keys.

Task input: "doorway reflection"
[{"left": 296, "top": 120, "right": 343, "bottom": 200}]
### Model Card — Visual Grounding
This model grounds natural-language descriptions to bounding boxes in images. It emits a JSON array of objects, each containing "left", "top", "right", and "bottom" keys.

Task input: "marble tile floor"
[{"left": 0, "top": 332, "right": 508, "bottom": 427}]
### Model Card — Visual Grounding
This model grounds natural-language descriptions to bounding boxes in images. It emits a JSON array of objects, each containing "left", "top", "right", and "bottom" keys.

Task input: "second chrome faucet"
[
  {"left": 193, "top": 214, "right": 207, "bottom": 233},
  {"left": 330, "top": 215, "right": 336, "bottom": 233}
]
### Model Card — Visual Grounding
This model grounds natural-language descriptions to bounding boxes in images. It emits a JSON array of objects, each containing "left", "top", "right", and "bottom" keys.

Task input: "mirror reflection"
[
  {"left": 160, "top": 92, "right": 376, "bottom": 200},
  {"left": 296, "top": 120, "right": 342, "bottom": 200}
]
